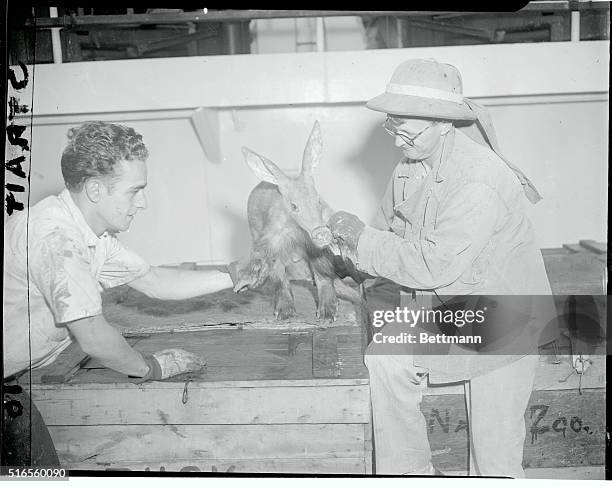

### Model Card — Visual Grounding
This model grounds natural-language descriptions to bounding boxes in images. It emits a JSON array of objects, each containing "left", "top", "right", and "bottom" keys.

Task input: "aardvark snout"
[{"left": 311, "top": 226, "right": 333, "bottom": 248}]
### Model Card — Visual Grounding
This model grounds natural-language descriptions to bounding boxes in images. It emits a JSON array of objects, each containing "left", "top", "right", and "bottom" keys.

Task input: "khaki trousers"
[{"left": 364, "top": 351, "right": 539, "bottom": 477}]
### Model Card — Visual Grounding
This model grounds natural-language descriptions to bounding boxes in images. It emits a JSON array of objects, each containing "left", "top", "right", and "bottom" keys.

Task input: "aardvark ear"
[
  {"left": 301, "top": 120, "right": 322, "bottom": 176},
  {"left": 242, "top": 147, "right": 288, "bottom": 186}
]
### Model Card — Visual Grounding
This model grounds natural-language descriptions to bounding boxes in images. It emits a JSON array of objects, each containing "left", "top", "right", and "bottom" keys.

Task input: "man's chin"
[
  {"left": 115, "top": 220, "right": 133, "bottom": 233},
  {"left": 402, "top": 148, "right": 429, "bottom": 161}
]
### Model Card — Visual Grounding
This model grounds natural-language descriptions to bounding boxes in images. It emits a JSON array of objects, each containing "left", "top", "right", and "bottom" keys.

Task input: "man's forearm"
[
  {"left": 129, "top": 266, "right": 233, "bottom": 300},
  {"left": 66, "top": 315, "right": 149, "bottom": 377}
]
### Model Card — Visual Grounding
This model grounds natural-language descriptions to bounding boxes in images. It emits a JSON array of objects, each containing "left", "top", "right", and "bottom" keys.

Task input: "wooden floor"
[{"left": 25, "top": 242, "right": 606, "bottom": 477}]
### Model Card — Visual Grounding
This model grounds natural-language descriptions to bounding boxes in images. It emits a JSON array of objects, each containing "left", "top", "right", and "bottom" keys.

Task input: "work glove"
[
  {"left": 572, "top": 354, "right": 592, "bottom": 374},
  {"left": 327, "top": 211, "right": 366, "bottom": 265},
  {"left": 136, "top": 348, "right": 206, "bottom": 382}
]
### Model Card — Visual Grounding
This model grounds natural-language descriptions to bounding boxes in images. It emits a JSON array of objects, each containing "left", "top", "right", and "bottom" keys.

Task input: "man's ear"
[{"left": 84, "top": 178, "right": 103, "bottom": 203}]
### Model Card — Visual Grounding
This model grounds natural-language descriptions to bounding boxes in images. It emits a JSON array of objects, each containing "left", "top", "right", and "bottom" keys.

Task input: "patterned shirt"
[{"left": 3, "top": 189, "right": 150, "bottom": 378}]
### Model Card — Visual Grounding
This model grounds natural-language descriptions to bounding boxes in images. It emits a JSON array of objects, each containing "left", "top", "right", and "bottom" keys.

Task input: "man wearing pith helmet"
[{"left": 327, "top": 59, "right": 558, "bottom": 476}]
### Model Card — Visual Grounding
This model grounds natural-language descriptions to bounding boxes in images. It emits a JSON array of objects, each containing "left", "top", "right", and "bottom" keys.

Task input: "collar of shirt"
[{"left": 58, "top": 188, "right": 102, "bottom": 247}]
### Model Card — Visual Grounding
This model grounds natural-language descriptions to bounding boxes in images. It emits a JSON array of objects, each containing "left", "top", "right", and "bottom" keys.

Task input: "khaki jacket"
[{"left": 357, "top": 128, "right": 555, "bottom": 382}]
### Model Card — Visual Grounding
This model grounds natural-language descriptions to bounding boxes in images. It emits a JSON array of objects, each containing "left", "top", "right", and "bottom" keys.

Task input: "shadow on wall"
[
  {"left": 216, "top": 202, "right": 253, "bottom": 261},
  {"left": 343, "top": 121, "right": 401, "bottom": 221}
]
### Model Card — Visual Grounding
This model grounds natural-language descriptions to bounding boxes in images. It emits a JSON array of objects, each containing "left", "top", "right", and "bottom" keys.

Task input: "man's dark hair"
[{"left": 61, "top": 121, "right": 149, "bottom": 191}]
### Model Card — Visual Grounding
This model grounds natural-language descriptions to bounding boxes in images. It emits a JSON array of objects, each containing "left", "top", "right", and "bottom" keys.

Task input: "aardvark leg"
[
  {"left": 270, "top": 259, "right": 296, "bottom": 320},
  {"left": 311, "top": 263, "right": 338, "bottom": 321}
]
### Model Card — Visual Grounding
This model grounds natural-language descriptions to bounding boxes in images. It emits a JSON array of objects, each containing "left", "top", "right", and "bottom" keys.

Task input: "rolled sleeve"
[
  {"left": 356, "top": 182, "right": 503, "bottom": 289},
  {"left": 98, "top": 236, "right": 150, "bottom": 289},
  {"left": 29, "top": 231, "right": 102, "bottom": 324}
]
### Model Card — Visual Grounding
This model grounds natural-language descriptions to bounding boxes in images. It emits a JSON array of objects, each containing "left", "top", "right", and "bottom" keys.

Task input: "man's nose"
[
  {"left": 136, "top": 192, "right": 147, "bottom": 210},
  {"left": 395, "top": 135, "right": 405, "bottom": 148}
]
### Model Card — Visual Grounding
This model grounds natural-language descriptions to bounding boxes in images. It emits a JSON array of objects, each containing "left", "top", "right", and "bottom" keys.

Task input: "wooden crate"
[
  {"left": 24, "top": 241, "right": 607, "bottom": 477},
  {"left": 421, "top": 353, "right": 606, "bottom": 475},
  {"left": 26, "top": 281, "right": 373, "bottom": 474}
]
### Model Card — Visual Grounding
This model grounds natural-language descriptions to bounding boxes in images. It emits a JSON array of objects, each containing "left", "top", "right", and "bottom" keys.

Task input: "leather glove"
[
  {"left": 572, "top": 354, "right": 592, "bottom": 374},
  {"left": 135, "top": 348, "right": 206, "bottom": 382},
  {"left": 327, "top": 211, "right": 366, "bottom": 254}
]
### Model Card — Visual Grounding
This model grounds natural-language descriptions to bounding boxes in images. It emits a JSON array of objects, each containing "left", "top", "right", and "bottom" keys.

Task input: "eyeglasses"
[{"left": 383, "top": 117, "right": 437, "bottom": 145}]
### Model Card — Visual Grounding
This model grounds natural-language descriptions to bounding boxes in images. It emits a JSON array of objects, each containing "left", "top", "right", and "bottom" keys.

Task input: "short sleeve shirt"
[{"left": 3, "top": 189, "right": 150, "bottom": 378}]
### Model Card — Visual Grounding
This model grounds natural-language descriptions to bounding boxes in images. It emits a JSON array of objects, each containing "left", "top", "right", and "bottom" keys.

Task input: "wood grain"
[
  {"left": 59, "top": 457, "right": 368, "bottom": 474},
  {"left": 422, "top": 389, "right": 605, "bottom": 471},
  {"left": 36, "top": 342, "right": 89, "bottom": 384},
  {"left": 48, "top": 424, "right": 367, "bottom": 464},
  {"left": 312, "top": 330, "right": 341, "bottom": 378},
  {"left": 32, "top": 384, "right": 371, "bottom": 426}
]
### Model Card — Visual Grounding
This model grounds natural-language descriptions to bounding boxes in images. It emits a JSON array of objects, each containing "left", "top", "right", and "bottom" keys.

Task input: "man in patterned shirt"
[{"left": 2, "top": 121, "right": 237, "bottom": 468}]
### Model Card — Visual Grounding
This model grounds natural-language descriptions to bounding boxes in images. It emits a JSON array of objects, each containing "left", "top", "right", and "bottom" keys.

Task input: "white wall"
[{"left": 9, "top": 41, "right": 609, "bottom": 265}]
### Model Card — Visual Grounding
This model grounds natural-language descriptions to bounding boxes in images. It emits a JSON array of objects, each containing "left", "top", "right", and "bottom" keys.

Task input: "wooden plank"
[
  {"left": 578, "top": 240, "right": 607, "bottom": 255},
  {"left": 76, "top": 329, "right": 314, "bottom": 382},
  {"left": 286, "top": 331, "right": 312, "bottom": 357},
  {"left": 48, "top": 424, "right": 366, "bottom": 465},
  {"left": 422, "top": 389, "right": 605, "bottom": 471},
  {"left": 32, "top": 385, "right": 371, "bottom": 426},
  {"left": 363, "top": 422, "right": 373, "bottom": 474},
  {"left": 37, "top": 342, "right": 89, "bottom": 384},
  {"left": 562, "top": 243, "right": 583, "bottom": 253},
  {"left": 29, "top": 325, "right": 368, "bottom": 385},
  {"left": 60, "top": 457, "right": 367, "bottom": 474},
  {"left": 542, "top": 251, "right": 607, "bottom": 295},
  {"left": 445, "top": 466, "right": 605, "bottom": 480},
  {"left": 523, "top": 465, "right": 605, "bottom": 480},
  {"left": 28, "top": 378, "right": 371, "bottom": 390},
  {"left": 312, "top": 330, "right": 341, "bottom": 378}
]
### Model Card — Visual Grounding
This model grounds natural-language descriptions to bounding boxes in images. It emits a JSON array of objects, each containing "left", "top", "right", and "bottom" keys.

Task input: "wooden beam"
[
  {"left": 578, "top": 239, "right": 607, "bottom": 254},
  {"left": 32, "top": 384, "right": 371, "bottom": 425},
  {"left": 58, "top": 457, "right": 369, "bottom": 474},
  {"left": 521, "top": 0, "right": 610, "bottom": 12},
  {"left": 403, "top": 18, "right": 497, "bottom": 40},
  {"left": 48, "top": 423, "right": 367, "bottom": 463},
  {"left": 26, "top": 11, "right": 462, "bottom": 29}
]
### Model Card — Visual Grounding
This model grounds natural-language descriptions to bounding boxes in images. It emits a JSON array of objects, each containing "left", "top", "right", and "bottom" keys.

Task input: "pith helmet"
[{"left": 366, "top": 58, "right": 477, "bottom": 121}]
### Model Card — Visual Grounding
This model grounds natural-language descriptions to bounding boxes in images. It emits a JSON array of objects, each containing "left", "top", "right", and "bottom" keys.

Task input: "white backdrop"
[{"left": 10, "top": 41, "right": 609, "bottom": 265}]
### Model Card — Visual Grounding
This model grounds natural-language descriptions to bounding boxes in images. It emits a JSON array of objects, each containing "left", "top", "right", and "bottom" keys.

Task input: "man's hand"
[
  {"left": 327, "top": 211, "right": 366, "bottom": 254},
  {"left": 142, "top": 348, "right": 207, "bottom": 381}
]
